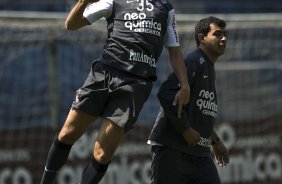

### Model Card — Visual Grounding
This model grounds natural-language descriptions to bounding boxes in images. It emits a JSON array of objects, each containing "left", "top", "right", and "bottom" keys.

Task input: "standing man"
[
  {"left": 148, "top": 16, "right": 230, "bottom": 184},
  {"left": 40, "top": 0, "right": 189, "bottom": 183}
]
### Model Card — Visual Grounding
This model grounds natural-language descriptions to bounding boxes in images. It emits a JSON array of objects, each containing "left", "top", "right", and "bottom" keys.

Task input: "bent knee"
[
  {"left": 58, "top": 127, "right": 79, "bottom": 144},
  {"left": 94, "top": 145, "right": 113, "bottom": 164}
]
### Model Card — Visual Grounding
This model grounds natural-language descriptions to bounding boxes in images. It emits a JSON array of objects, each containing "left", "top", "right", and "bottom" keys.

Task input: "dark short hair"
[{"left": 195, "top": 16, "right": 226, "bottom": 46}]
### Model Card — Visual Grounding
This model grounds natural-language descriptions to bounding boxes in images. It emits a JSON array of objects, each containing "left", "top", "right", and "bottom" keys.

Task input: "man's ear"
[{"left": 198, "top": 34, "right": 205, "bottom": 44}]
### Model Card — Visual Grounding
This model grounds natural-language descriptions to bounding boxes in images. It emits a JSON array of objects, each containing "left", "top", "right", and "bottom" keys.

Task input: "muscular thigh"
[
  {"left": 93, "top": 118, "right": 125, "bottom": 164},
  {"left": 58, "top": 109, "right": 97, "bottom": 144}
]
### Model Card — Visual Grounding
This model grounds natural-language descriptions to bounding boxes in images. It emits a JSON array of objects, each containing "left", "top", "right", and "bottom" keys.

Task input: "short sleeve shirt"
[{"left": 83, "top": 0, "right": 180, "bottom": 81}]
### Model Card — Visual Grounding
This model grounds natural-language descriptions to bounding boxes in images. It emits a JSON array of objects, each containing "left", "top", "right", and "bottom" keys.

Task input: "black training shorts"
[{"left": 72, "top": 60, "right": 153, "bottom": 131}]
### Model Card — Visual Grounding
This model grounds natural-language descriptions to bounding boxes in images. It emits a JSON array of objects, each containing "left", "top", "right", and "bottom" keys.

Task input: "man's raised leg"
[
  {"left": 80, "top": 118, "right": 124, "bottom": 184},
  {"left": 40, "top": 109, "right": 97, "bottom": 184}
]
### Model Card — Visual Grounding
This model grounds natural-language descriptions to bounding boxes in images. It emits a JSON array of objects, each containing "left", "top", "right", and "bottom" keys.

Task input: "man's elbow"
[{"left": 65, "top": 21, "right": 78, "bottom": 31}]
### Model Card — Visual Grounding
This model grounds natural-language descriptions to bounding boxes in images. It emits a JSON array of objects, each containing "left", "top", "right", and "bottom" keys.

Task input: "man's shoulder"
[{"left": 185, "top": 49, "right": 206, "bottom": 66}]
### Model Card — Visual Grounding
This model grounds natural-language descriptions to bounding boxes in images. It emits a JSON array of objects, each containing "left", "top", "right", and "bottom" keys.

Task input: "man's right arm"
[
  {"left": 65, "top": 0, "right": 112, "bottom": 31},
  {"left": 65, "top": 0, "right": 94, "bottom": 30}
]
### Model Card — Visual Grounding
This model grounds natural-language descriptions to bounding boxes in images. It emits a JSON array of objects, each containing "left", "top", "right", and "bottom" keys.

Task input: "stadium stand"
[
  {"left": 0, "top": 4, "right": 282, "bottom": 184},
  {"left": 173, "top": 0, "right": 282, "bottom": 13},
  {"left": 0, "top": 0, "right": 282, "bottom": 13},
  {"left": 1, "top": 14, "right": 282, "bottom": 128},
  {"left": 0, "top": 0, "right": 69, "bottom": 12}
]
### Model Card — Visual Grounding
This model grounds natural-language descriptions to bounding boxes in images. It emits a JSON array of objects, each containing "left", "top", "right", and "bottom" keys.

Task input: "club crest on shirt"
[
  {"left": 75, "top": 89, "right": 81, "bottom": 103},
  {"left": 199, "top": 57, "right": 205, "bottom": 64}
]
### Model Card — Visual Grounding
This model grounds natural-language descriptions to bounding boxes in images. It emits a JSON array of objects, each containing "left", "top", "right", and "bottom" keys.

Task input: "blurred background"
[{"left": 0, "top": 0, "right": 282, "bottom": 183}]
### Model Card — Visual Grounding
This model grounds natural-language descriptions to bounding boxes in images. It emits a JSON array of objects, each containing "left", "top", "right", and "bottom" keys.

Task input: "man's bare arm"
[
  {"left": 167, "top": 47, "right": 190, "bottom": 117},
  {"left": 65, "top": 0, "right": 98, "bottom": 30}
]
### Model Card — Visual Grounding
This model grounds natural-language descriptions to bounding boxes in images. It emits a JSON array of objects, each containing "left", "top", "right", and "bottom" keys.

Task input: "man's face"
[{"left": 204, "top": 23, "right": 227, "bottom": 57}]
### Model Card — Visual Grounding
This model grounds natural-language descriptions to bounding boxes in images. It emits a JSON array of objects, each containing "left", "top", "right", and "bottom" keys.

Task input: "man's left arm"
[
  {"left": 165, "top": 9, "right": 190, "bottom": 117},
  {"left": 167, "top": 47, "right": 190, "bottom": 118},
  {"left": 211, "top": 131, "right": 230, "bottom": 166}
]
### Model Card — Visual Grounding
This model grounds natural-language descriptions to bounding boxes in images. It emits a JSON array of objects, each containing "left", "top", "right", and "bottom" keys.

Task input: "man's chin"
[{"left": 218, "top": 48, "right": 226, "bottom": 55}]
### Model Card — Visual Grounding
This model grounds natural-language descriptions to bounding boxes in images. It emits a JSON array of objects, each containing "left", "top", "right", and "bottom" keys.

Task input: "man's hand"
[
  {"left": 182, "top": 128, "right": 200, "bottom": 146},
  {"left": 173, "top": 85, "right": 190, "bottom": 118},
  {"left": 211, "top": 140, "right": 230, "bottom": 167}
]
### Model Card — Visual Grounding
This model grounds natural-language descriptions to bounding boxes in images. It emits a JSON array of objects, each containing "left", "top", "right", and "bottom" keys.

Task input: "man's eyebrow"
[
  {"left": 214, "top": 30, "right": 227, "bottom": 34},
  {"left": 214, "top": 29, "right": 226, "bottom": 32}
]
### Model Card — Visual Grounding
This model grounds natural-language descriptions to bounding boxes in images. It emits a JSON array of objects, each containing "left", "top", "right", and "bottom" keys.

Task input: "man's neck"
[{"left": 198, "top": 46, "right": 218, "bottom": 63}]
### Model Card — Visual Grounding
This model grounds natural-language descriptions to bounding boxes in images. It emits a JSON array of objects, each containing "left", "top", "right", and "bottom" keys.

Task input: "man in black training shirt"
[
  {"left": 148, "top": 16, "right": 230, "bottom": 184},
  {"left": 40, "top": 0, "right": 189, "bottom": 184}
]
